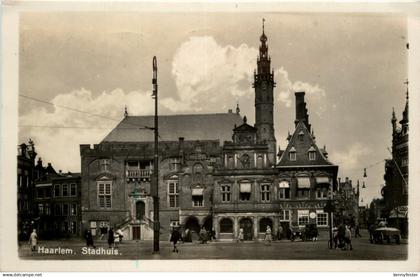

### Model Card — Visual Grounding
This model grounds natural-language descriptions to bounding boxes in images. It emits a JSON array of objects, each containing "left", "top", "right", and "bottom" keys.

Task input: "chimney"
[
  {"left": 178, "top": 137, "right": 185, "bottom": 162},
  {"left": 294, "top": 92, "right": 311, "bottom": 131},
  {"left": 345, "top": 177, "right": 349, "bottom": 183}
]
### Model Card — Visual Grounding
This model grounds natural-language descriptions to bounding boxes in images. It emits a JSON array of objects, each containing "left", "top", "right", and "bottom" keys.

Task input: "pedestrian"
[
  {"left": 332, "top": 227, "right": 339, "bottom": 249},
  {"left": 278, "top": 225, "right": 283, "bottom": 240},
  {"left": 343, "top": 225, "right": 353, "bottom": 250},
  {"left": 265, "top": 226, "right": 272, "bottom": 245},
  {"left": 170, "top": 227, "right": 181, "bottom": 253},
  {"left": 28, "top": 229, "right": 38, "bottom": 252},
  {"left": 355, "top": 225, "right": 361, "bottom": 238},
  {"left": 337, "top": 223, "right": 346, "bottom": 248},
  {"left": 85, "top": 230, "right": 96, "bottom": 249},
  {"left": 108, "top": 228, "right": 115, "bottom": 248},
  {"left": 183, "top": 228, "right": 191, "bottom": 242},
  {"left": 116, "top": 229, "right": 124, "bottom": 243},
  {"left": 237, "top": 228, "right": 244, "bottom": 243},
  {"left": 199, "top": 227, "right": 208, "bottom": 244}
]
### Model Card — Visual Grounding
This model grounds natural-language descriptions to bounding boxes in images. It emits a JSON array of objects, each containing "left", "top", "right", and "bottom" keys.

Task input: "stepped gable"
[
  {"left": 277, "top": 119, "right": 333, "bottom": 167},
  {"left": 101, "top": 112, "right": 243, "bottom": 143}
]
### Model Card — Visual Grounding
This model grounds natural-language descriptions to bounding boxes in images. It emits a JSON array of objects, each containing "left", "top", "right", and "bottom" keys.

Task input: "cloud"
[
  {"left": 275, "top": 67, "right": 326, "bottom": 114},
  {"left": 329, "top": 142, "right": 373, "bottom": 172},
  {"left": 162, "top": 36, "right": 258, "bottom": 112},
  {"left": 19, "top": 88, "right": 153, "bottom": 172}
]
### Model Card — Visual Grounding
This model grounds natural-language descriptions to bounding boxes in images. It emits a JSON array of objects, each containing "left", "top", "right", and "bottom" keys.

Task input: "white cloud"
[
  {"left": 162, "top": 36, "right": 257, "bottom": 112},
  {"left": 19, "top": 88, "right": 153, "bottom": 172},
  {"left": 275, "top": 67, "right": 326, "bottom": 114}
]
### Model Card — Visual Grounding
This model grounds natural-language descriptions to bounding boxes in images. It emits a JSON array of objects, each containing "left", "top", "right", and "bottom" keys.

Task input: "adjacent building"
[
  {"left": 17, "top": 140, "right": 37, "bottom": 240},
  {"left": 382, "top": 88, "right": 408, "bottom": 236},
  {"left": 334, "top": 177, "right": 360, "bottom": 226}
]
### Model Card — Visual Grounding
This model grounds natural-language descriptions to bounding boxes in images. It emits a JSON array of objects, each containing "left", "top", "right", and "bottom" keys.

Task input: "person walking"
[
  {"left": 199, "top": 227, "right": 208, "bottom": 244},
  {"left": 108, "top": 228, "right": 115, "bottom": 248},
  {"left": 170, "top": 227, "right": 181, "bottom": 253},
  {"left": 85, "top": 230, "right": 96, "bottom": 249},
  {"left": 265, "top": 226, "right": 272, "bottom": 246},
  {"left": 116, "top": 229, "right": 124, "bottom": 243},
  {"left": 354, "top": 225, "right": 362, "bottom": 238},
  {"left": 28, "top": 229, "right": 38, "bottom": 252},
  {"left": 343, "top": 225, "right": 353, "bottom": 250}
]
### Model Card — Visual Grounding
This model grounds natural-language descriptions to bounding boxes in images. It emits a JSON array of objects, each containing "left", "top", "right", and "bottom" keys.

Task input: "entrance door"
[
  {"left": 280, "top": 222, "right": 290, "bottom": 239},
  {"left": 240, "top": 218, "right": 253, "bottom": 241},
  {"left": 136, "top": 201, "right": 145, "bottom": 221},
  {"left": 133, "top": 226, "right": 141, "bottom": 240}
]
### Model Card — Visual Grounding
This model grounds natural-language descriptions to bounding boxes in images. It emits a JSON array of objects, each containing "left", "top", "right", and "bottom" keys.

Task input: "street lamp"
[{"left": 152, "top": 56, "right": 160, "bottom": 254}]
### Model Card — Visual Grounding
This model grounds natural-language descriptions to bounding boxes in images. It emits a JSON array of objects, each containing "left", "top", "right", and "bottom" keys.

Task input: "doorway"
[
  {"left": 132, "top": 226, "right": 141, "bottom": 240},
  {"left": 136, "top": 201, "right": 145, "bottom": 221},
  {"left": 239, "top": 218, "right": 253, "bottom": 241},
  {"left": 184, "top": 217, "right": 200, "bottom": 241},
  {"left": 280, "top": 222, "right": 290, "bottom": 240}
]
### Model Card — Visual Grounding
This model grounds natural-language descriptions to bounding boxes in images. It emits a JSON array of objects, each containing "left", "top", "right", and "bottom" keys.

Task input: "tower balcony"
[{"left": 126, "top": 169, "right": 152, "bottom": 179}]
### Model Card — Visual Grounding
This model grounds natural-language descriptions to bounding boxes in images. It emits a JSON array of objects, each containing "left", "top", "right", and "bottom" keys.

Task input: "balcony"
[{"left": 126, "top": 169, "right": 152, "bottom": 179}]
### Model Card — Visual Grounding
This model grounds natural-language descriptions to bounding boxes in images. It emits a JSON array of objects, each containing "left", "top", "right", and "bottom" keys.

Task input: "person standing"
[
  {"left": 108, "top": 228, "right": 115, "bottom": 248},
  {"left": 278, "top": 225, "right": 283, "bottom": 240},
  {"left": 237, "top": 228, "right": 244, "bottom": 243},
  {"left": 116, "top": 229, "right": 124, "bottom": 243},
  {"left": 28, "top": 229, "right": 38, "bottom": 252},
  {"left": 170, "top": 227, "right": 181, "bottom": 253},
  {"left": 85, "top": 230, "right": 96, "bottom": 249},
  {"left": 265, "top": 226, "right": 272, "bottom": 245}
]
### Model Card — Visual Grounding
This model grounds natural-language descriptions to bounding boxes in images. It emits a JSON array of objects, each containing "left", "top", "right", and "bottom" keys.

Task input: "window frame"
[
  {"left": 70, "top": 183, "right": 77, "bottom": 196},
  {"left": 62, "top": 183, "right": 69, "bottom": 197},
  {"left": 97, "top": 181, "right": 112, "bottom": 209},
  {"left": 192, "top": 195, "right": 204, "bottom": 207},
  {"left": 309, "top": 151, "right": 316, "bottom": 161},
  {"left": 289, "top": 151, "right": 296, "bottom": 161},
  {"left": 316, "top": 212, "right": 328, "bottom": 227},
  {"left": 54, "top": 184, "right": 60, "bottom": 197},
  {"left": 221, "top": 184, "right": 231, "bottom": 203},
  {"left": 167, "top": 180, "right": 179, "bottom": 208},
  {"left": 260, "top": 183, "right": 271, "bottom": 203}
]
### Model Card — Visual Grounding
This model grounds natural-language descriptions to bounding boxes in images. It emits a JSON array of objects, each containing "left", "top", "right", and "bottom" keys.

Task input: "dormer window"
[
  {"left": 308, "top": 146, "right": 316, "bottom": 161},
  {"left": 298, "top": 131, "right": 304, "bottom": 141},
  {"left": 289, "top": 147, "right": 296, "bottom": 161}
]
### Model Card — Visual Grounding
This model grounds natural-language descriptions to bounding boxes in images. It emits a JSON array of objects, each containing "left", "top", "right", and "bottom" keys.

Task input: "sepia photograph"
[{"left": 2, "top": 1, "right": 420, "bottom": 273}]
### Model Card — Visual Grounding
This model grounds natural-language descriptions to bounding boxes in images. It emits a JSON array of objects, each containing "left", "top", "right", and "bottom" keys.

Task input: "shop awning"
[
  {"left": 297, "top": 177, "right": 311, "bottom": 188},
  {"left": 315, "top": 177, "right": 330, "bottom": 184},
  {"left": 192, "top": 188, "right": 204, "bottom": 196},
  {"left": 240, "top": 183, "right": 252, "bottom": 193},
  {"left": 279, "top": 181, "right": 290, "bottom": 188}
]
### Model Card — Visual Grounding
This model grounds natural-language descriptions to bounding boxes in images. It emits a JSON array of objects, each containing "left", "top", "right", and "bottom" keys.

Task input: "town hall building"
[{"left": 80, "top": 22, "right": 339, "bottom": 241}]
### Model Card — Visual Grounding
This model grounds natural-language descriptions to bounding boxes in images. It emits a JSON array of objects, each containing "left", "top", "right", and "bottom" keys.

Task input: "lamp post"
[{"left": 152, "top": 56, "right": 160, "bottom": 254}]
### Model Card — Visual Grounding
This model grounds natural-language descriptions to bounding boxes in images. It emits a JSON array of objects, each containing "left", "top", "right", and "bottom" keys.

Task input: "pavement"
[{"left": 19, "top": 232, "right": 407, "bottom": 260}]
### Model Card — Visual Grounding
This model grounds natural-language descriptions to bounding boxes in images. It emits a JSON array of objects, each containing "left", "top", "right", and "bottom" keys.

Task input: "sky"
[{"left": 18, "top": 12, "right": 408, "bottom": 204}]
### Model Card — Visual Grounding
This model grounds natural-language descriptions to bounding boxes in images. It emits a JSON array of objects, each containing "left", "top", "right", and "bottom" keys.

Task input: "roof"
[
  {"left": 277, "top": 121, "right": 335, "bottom": 167},
  {"left": 101, "top": 113, "right": 243, "bottom": 143}
]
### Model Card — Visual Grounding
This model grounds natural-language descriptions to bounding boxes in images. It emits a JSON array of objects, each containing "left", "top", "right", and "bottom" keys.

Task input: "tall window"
[
  {"left": 45, "top": 203, "right": 51, "bottom": 215},
  {"left": 168, "top": 181, "right": 179, "bottom": 208},
  {"left": 279, "top": 210, "right": 290, "bottom": 221},
  {"left": 70, "top": 183, "right": 77, "bottom": 196},
  {"left": 279, "top": 181, "right": 290, "bottom": 199},
  {"left": 38, "top": 203, "right": 44, "bottom": 215},
  {"left": 221, "top": 185, "right": 231, "bottom": 202},
  {"left": 297, "top": 177, "right": 310, "bottom": 199},
  {"left": 55, "top": 204, "right": 61, "bottom": 216},
  {"left": 260, "top": 184, "right": 270, "bottom": 202},
  {"left": 316, "top": 212, "right": 328, "bottom": 227},
  {"left": 298, "top": 210, "right": 309, "bottom": 226},
  {"left": 62, "top": 184, "right": 69, "bottom": 197},
  {"left": 316, "top": 185, "right": 329, "bottom": 199},
  {"left": 70, "top": 204, "right": 77, "bottom": 216},
  {"left": 256, "top": 155, "right": 264, "bottom": 169},
  {"left": 63, "top": 204, "right": 69, "bottom": 216},
  {"left": 239, "top": 183, "right": 251, "bottom": 201},
  {"left": 54, "top": 185, "right": 60, "bottom": 197},
  {"left": 98, "top": 181, "right": 112, "bottom": 208}
]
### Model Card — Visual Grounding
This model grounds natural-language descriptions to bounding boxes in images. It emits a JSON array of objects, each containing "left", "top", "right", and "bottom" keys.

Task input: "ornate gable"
[{"left": 277, "top": 121, "right": 333, "bottom": 167}]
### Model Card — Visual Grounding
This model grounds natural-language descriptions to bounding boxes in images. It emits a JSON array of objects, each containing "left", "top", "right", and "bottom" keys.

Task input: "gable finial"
[
  {"left": 236, "top": 102, "right": 240, "bottom": 114},
  {"left": 124, "top": 105, "right": 128, "bottom": 118},
  {"left": 243, "top": 116, "right": 247, "bottom": 124},
  {"left": 262, "top": 18, "right": 265, "bottom": 34}
]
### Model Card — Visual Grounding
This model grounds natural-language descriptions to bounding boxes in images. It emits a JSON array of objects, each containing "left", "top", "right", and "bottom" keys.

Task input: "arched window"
[
  {"left": 256, "top": 155, "right": 264, "bottom": 169},
  {"left": 259, "top": 218, "right": 273, "bottom": 233},
  {"left": 220, "top": 218, "right": 233, "bottom": 233}
]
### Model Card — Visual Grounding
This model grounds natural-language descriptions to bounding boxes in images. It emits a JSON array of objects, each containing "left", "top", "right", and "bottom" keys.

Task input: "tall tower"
[{"left": 253, "top": 19, "right": 276, "bottom": 165}]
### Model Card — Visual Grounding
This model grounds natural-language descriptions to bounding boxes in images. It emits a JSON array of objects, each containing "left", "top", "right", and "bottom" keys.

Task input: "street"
[{"left": 19, "top": 234, "right": 407, "bottom": 260}]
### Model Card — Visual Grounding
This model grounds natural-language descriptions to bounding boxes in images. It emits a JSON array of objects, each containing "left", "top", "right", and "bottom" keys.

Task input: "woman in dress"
[
  {"left": 265, "top": 226, "right": 272, "bottom": 245},
  {"left": 28, "top": 229, "right": 38, "bottom": 251}
]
